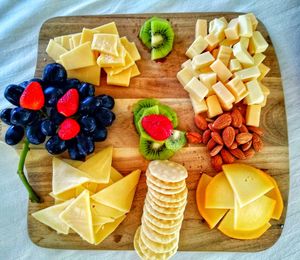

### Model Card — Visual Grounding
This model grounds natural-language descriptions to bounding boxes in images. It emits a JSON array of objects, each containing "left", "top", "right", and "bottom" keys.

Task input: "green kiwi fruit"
[
  {"left": 150, "top": 19, "right": 174, "bottom": 60},
  {"left": 137, "top": 105, "right": 160, "bottom": 137},
  {"left": 139, "top": 136, "right": 174, "bottom": 160},
  {"left": 165, "top": 130, "right": 187, "bottom": 151},
  {"left": 133, "top": 98, "right": 159, "bottom": 119},
  {"left": 158, "top": 104, "right": 178, "bottom": 128}
]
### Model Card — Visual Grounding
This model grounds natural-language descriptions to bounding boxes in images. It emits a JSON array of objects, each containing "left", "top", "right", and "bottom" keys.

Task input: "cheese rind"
[
  {"left": 246, "top": 104, "right": 261, "bottom": 127},
  {"left": 186, "top": 36, "right": 208, "bottom": 58},
  {"left": 192, "top": 51, "right": 215, "bottom": 70},
  {"left": 210, "top": 59, "right": 232, "bottom": 82},
  {"left": 195, "top": 19, "right": 207, "bottom": 38},
  {"left": 184, "top": 77, "right": 208, "bottom": 101},
  {"left": 206, "top": 94, "right": 223, "bottom": 118}
]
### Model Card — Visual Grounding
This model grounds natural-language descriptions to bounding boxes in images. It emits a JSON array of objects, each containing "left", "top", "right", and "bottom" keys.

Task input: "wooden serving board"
[{"left": 26, "top": 13, "right": 289, "bottom": 252}]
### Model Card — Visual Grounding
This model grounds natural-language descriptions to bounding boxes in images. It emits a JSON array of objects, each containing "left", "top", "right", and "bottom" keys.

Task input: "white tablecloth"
[{"left": 0, "top": 0, "right": 299, "bottom": 259}]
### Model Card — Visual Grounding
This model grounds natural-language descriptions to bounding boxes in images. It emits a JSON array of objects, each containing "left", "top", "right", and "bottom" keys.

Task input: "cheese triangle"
[
  {"left": 223, "top": 164, "right": 274, "bottom": 207},
  {"left": 110, "top": 167, "right": 123, "bottom": 182},
  {"left": 91, "top": 169, "right": 141, "bottom": 212},
  {"left": 92, "top": 215, "right": 115, "bottom": 226},
  {"left": 196, "top": 174, "right": 228, "bottom": 229},
  {"left": 52, "top": 157, "right": 89, "bottom": 195},
  {"left": 94, "top": 215, "right": 126, "bottom": 245},
  {"left": 49, "top": 188, "right": 76, "bottom": 201},
  {"left": 91, "top": 199, "right": 124, "bottom": 219},
  {"left": 32, "top": 199, "right": 73, "bottom": 234},
  {"left": 78, "top": 146, "right": 113, "bottom": 183},
  {"left": 62, "top": 158, "right": 83, "bottom": 168},
  {"left": 59, "top": 190, "right": 94, "bottom": 244}
]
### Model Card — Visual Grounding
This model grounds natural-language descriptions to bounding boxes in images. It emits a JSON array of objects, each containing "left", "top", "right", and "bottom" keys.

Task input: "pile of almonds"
[{"left": 186, "top": 104, "right": 264, "bottom": 172}]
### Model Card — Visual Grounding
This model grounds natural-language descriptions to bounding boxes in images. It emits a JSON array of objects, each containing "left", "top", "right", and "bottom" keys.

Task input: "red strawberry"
[
  {"left": 20, "top": 82, "right": 44, "bottom": 110},
  {"left": 57, "top": 89, "right": 79, "bottom": 117},
  {"left": 141, "top": 114, "right": 173, "bottom": 141},
  {"left": 58, "top": 118, "right": 80, "bottom": 140}
]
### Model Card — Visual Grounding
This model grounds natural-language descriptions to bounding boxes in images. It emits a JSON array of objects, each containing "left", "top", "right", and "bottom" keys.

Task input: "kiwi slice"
[
  {"left": 133, "top": 98, "right": 159, "bottom": 119},
  {"left": 139, "top": 136, "right": 174, "bottom": 160},
  {"left": 137, "top": 105, "right": 160, "bottom": 137},
  {"left": 158, "top": 104, "right": 178, "bottom": 128},
  {"left": 165, "top": 130, "right": 187, "bottom": 151},
  {"left": 150, "top": 19, "right": 174, "bottom": 60}
]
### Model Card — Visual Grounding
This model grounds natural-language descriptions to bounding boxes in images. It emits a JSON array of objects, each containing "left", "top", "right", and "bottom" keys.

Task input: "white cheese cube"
[
  {"left": 233, "top": 42, "right": 254, "bottom": 66},
  {"left": 240, "top": 37, "right": 250, "bottom": 49},
  {"left": 220, "top": 38, "right": 239, "bottom": 47},
  {"left": 195, "top": 19, "right": 207, "bottom": 38},
  {"left": 190, "top": 94, "right": 208, "bottom": 114},
  {"left": 217, "top": 45, "right": 232, "bottom": 67},
  {"left": 177, "top": 67, "right": 194, "bottom": 87},
  {"left": 212, "top": 81, "right": 235, "bottom": 110},
  {"left": 206, "top": 95, "right": 223, "bottom": 118},
  {"left": 210, "top": 59, "right": 232, "bottom": 82},
  {"left": 246, "top": 105, "right": 261, "bottom": 127},
  {"left": 229, "top": 59, "right": 242, "bottom": 72},
  {"left": 219, "top": 17, "right": 228, "bottom": 26},
  {"left": 204, "top": 33, "right": 219, "bottom": 51},
  {"left": 199, "top": 72, "right": 217, "bottom": 87},
  {"left": 234, "top": 66, "right": 261, "bottom": 82},
  {"left": 245, "top": 13, "right": 259, "bottom": 31},
  {"left": 245, "top": 79, "right": 264, "bottom": 104},
  {"left": 181, "top": 59, "right": 199, "bottom": 76},
  {"left": 186, "top": 36, "right": 208, "bottom": 58},
  {"left": 224, "top": 18, "right": 239, "bottom": 40},
  {"left": 238, "top": 15, "right": 253, "bottom": 37},
  {"left": 192, "top": 51, "right": 215, "bottom": 70},
  {"left": 184, "top": 77, "right": 209, "bottom": 101},
  {"left": 249, "top": 31, "right": 269, "bottom": 54},
  {"left": 235, "top": 89, "right": 249, "bottom": 103},
  {"left": 209, "top": 18, "right": 226, "bottom": 41},
  {"left": 226, "top": 76, "right": 247, "bottom": 99},
  {"left": 258, "top": 63, "right": 270, "bottom": 80}
]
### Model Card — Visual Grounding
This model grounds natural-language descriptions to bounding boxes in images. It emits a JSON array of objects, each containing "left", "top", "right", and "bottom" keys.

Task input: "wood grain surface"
[{"left": 25, "top": 13, "right": 289, "bottom": 251}]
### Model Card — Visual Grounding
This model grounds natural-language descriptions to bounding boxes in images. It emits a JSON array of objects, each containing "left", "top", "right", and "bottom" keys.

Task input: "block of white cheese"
[
  {"left": 249, "top": 31, "right": 269, "bottom": 54},
  {"left": 210, "top": 59, "right": 232, "bottom": 82},
  {"left": 199, "top": 72, "right": 217, "bottom": 88},
  {"left": 206, "top": 95, "right": 223, "bottom": 118},
  {"left": 253, "top": 53, "right": 266, "bottom": 66},
  {"left": 246, "top": 104, "right": 261, "bottom": 127},
  {"left": 177, "top": 67, "right": 194, "bottom": 87},
  {"left": 209, "top": 18, "right": 226, "bottom": 41},
  {"left": 212, "top": 81, "right": 235, "bottom": 111},
  {"left": 233, "top": 42, "right": 254, "bottom": 66},
  {"left": 217, "top": 45, "right": 232, "bottom": 67},
  {"left": 246, "top": 13, "right": 259, "bottom": 30},
  {"left": 234, "top": 66, "right": 261, "bottom": 82},
  {"left": 245, "top": 79, "right": 264, "bottom": 105},
  {"left": 238, "top": 14, "right": 253, "bottom": 37},
  {"left": 229, "top": 59, "right": 242, "bottom": 72},
  {"left": 224, "top": 18, "right": 239, "bottom": 40},
  {"left": 195, "top": 19, "right": 207, "bottom": 39},
  {"left": 240, "top": 37, "right": 250, "bottom": 49},
  {"left": 189, "top": 94, "right": 208, "bottom": 114},
  {"left": 184, "top": 77, "right": 208, "bottom": 101},
  {"left": 186, "top": 35, "right": 208, "bottom": 58},
  {"left": 181, "top": 59, "right": 199, "bottom": 76},
  {"left": 192, "top": 51, "right": 215, "bottom": 70}
]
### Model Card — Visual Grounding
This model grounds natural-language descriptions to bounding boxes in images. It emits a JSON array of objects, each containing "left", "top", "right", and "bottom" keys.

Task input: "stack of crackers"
[{"left": 134, "top": 160, "right": 188, "bottom": 259}]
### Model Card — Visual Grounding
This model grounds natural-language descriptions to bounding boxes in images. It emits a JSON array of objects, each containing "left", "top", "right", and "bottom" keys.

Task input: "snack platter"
[{"left": 7, "top": 12, "right": 287, "bottom": 252}]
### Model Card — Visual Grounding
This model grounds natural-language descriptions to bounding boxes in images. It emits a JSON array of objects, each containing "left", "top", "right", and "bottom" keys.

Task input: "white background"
[{"left": 0, "top": 0, "right": 299, "bottom": 259}]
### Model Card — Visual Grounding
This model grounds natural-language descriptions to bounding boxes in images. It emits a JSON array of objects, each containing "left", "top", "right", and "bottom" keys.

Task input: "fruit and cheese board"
[{"left": 0, "top": 12, "right": 289, "bottom": 254}]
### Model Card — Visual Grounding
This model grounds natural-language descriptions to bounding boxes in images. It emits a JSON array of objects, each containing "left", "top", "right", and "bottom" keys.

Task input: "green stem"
[{"left": 17, "top": 139, "right": 41, "bottom": 203}]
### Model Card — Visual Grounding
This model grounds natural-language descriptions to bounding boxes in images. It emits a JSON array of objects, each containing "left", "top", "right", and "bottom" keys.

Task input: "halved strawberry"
[
  {"left": 58, "top": 118, "right": 80, "bottom": 140},
  {"left": 19, "top": 82, "right": 44, "bottom": 110},
  {"left": 141, "top": 114, "right": 173, "bottom": 141},
  {"left": 57, "top": 89, "right": 79, "bottom": 117}
]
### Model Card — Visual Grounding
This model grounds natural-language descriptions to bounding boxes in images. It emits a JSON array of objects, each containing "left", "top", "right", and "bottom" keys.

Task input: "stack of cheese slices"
[{"left": 134, "top": 160, "right": 188, "bottom": 260}]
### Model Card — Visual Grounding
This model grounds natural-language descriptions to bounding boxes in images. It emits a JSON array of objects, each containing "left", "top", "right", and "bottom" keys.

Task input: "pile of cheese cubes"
[
  {"left": 177, "top": 13, "right": 270, "bottom": 127},
  {"left": 46, "top": 22, "right": 141, "bottom": 87}
]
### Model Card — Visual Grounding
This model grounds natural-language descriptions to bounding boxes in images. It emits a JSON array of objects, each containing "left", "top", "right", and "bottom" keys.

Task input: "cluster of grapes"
[{"left": 0, "top": 63, "right": 115, "bottom": 160}]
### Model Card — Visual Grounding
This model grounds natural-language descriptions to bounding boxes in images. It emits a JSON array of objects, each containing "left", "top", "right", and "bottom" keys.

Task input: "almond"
[
  {"left": 244, "top": 148, "right": 255, "bottom": 159},
  {"left": 234, "top": 129, "right": 239, "bottom": 135},
  {"left": 212, "top": 114, "right": 232, "bottom": 130},
  {"left": 186, "top": 132, "right": 202, "bottom": 144},
  {"left": 202, "top": 129, "right": 211, "bottom": 145},
  {"left": 208, "top": 122, "right": 220, "bottom": 132},
  {"left": 247, "top": 126, "right": 264, "bottom": 136},
  {"left": 222, "top": 126, "right": 235, "bottom": 148},
  {"left": 239, "top": 124, "right": 248, "bottom": 133},
  {"left": 230, "top": 141, "right": 238, "bottom": 149},
  {"left": 236, "top": 133, "right": 253, "bottom": 145},
  {"left": 211, "top": 155, "right": 223, "bottom": 172},
  {"left": 231, "top": 109, "right": 243, "bottom": 128},
  {"left": 252, "top": 133, "right": 264, "bottom": 152},
  {"left": 221, "top": 149, "right": 235, "bottom": 164},
  {"left": 229, "top": 148, "right": 246, "bottom": 160},
  {"left": 211, "top": 132, "right": 223, "bottom": 145},
  {"left": 207, "top": 138, "right": 217, "bottom": 150},
  {"left": 194, "top": 114, "right": 208, "bottom": 130},
  {"left": 210, "top": 145, "right": 223, "bottom": 156},
  {"left": 242, "top": 140, "right": 252, "bottom": 151}
]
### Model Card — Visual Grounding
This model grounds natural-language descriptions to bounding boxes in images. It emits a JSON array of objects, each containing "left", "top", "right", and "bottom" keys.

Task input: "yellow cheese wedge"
[
  {"left": 49, "top": 188, "right": 76, "bottom": 201},
  {"left": 82, "top": 182, "right": 99, "bottom": 193},
  {"left": 218, "top": 210, "right": 271, "bottom": 240},
  {"left": 107, "top": 67, "right": 132, "bottom": 87},
  {"left": 92, "top": 33, "right": 119, "bottom": 56},
  {"left": 91, "top": 199, "right": 125, "bottom": 219},
  {"left": 92, "top": 215, "right": 115, "bottom": 226},
  {"left": 92, "top": 22, "right": 119, "bottom": 35},
  {"left": 97, "top": 42, "right": 126, "bottom": 67},
  {"left": 234, "top": 195, "right": 276, "bottom": 231},
  {"left": 130, "top": 63, "right": 141, "bottom": 78},
  {"left": 52, "top": 157, "right": 89, "bottom": 195},
  {"left": 205, "top": 172, "right": 235, "bottom": 209},
  {"left": 105, "top": 51, "right": 135, "bottom": 76},
  {"left": 120, "top": 36, "right": 141, "bottom": 61},
  {"left": 78, "top": 146, "right": 113, "bottom": 183},
  {"left": 60, "top": 42, "right": 95, "bottom": 70},
  {"left": 94, "top": 215, "right": 126, "bottom": 245},
  {"left": 59, "top": 190, "right": 94, "bottom": 244},
  {"left": 67, "top": 64, "right": 101, "bottom": 86},
  {"left": 110, "top": 167, "right": 123, "bottom": 182},
  {"left": 80, "top": 28, "right": 95, "bottom": 44},
  {"left": 32, "top": 199, "right": 74, "bottom": 234},
  {"left": 94, "top": 225, "right": 103, "bottom": 234},
  {"left": 46, "top": 39, "right": 68, "bottom": 62},
  {"left": 196, "top": 174, "right": 228, "bottom": 229},
  {"left": 223, "top": 164, "right": 274, "bottom": 207},
  {"left": 62, "top": 158, "right": 83, "bottom": 168},
  {"left": 75, "top": 185, "right": 86, "bottom": 196},
  {"left": 91, "top": 169, "right": 141, "bottom": 212},
  {"left": 95, "top": 178, "right": 114, "bottom": 192}
]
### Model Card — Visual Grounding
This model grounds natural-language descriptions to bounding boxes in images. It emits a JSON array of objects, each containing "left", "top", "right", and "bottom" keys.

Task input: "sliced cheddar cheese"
[
  {"left": 67, "top": 64, "right": 101, "bottom": 86},
  {"left": 91, "top": 199, "right": 125, "bottom": 219},
  {"left": 46, "top": 39, "right": 67, "bottom": 62},
  {"left": 92, "top": 34, "right": 119, "bottom": 56},
  {"left": 110, "top": 167, "right": 123, "bottom": 182}
]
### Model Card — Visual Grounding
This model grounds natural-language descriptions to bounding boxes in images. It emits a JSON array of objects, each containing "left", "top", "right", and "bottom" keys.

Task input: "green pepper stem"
[{"left": 17, "top": 139, "right": 41, "bottom": 203}]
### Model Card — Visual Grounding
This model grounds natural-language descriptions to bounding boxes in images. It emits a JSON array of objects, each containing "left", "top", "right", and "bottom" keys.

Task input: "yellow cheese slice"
[
  {"left": 205, "top": 172, "right": 235, "bottom": 209},
  {"left": 46, "top": 39, "right": 68, "bottom": 62},
  {"left": 62, "top": 158, "right": 83, "bottom": 168},
  {"left": 91, "top": 169, "right": 141, "bottom": 212},
  {"left": 82, "top": 182, "right": 99, "bottom": 193},
  {"left": 94, "top": 225, "right": 102, "bottom": 234},
  {"left": 92, "top": 22, "right": 119, "bottom": 35},
  {"left": 71, "top": 33, "right": 82, "bottom": 48},
  {"left": 92, "top": 215, "right": 115, "bottom": 226},
  {"left": 91, "top": 199, "right": 124, "bottom": 219},
  {"left": 234, "top": 195, "right": 275, "bottom": 231},
  {"left": 78, "top": 146, "right": 113, "bottom": 183},
  {"left": 130, "top": 63, "right": 141, "bottom": 78},
  {"left": 120, "top": 36, "right": 141, "bottom": 61},
  {"left": 196, "top": 174, "right": 228, "bottom": 229},
  {"left": 105, "top": 51, "right": 135, "bottom": 76},
  {"left": 75, "top": 185, "right": 86, "bottom": 196},
  {"left": 80, "top": 28, "right": 95, "bottom": 44},
  {"left": 61, "top": 35, "right": 71, "bottom": 50},
  {"left": 52, "top": 157, "right": 89, "bottom": 195},
  {"left": 218, "top": 210, "right": 271, "bottom": 240},
  {"left": 91, "top": 33, "right": 119, "bottom": 56},
  {"left": 223, "top": 164, "right": 274, "bottom": 207},
  {"left": 110, "top": 167, "right": 123, "bottom": 182},
  {"left": 54, "top": 36, "right": 62, "bottom": 44},
  {"left": 49, "top": 188, "right": 76, "bottom": 201},
  {"left": 94, "top": 215, "right": 126, "bottom": 245},
  {"left": 67, "top": 64, "right": 101, "bottom": 86},
  {"left": 59, "top": 190, "right": 94, "bottom": 244},
  {"left": 69, "top": 38, "right": 74, "bottom": 49},
  {"left": 107, "top": 67, "right": 132, "bottom": 87},
  {"left": 32, "top": 199, "right": 73, "bottom": 234},
  {"left": 60, "top": 41, "right": 95, "bottom": 70},
  {"left": 97, "top": 42, "right": 126, "bottom": 67},
  {"left": 95, "top": 178, "right": 114, "bottom": 192}
]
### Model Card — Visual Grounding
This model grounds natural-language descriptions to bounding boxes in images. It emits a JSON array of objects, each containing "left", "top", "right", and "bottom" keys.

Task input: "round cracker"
[
  {"left": 141, "top": 222, "right": 178, "bottom": 244},
  {"left": 146, "top": 170, "right": 185, "bottom": 190},
  {"left": 142, "top": 217, "right": 182, "bottom": 235},
  {"left": 147, "top": 179, "right": 186, "bottom": 195},
  {"left": 140, "top": 226, "right": 179, "bottom": 253},
  {"left": 148, "top": 160, "right": 188, "bottom": 183},
  {"left": 134, "top": 226, "right": 146, "bottom": 259},
  {"left": 144, "top": 200, "right": 183, "bottom": 220},
  {"left": 148, "top": 187, "right": 188, "bottom": 203},
  {"left": 148, "top": 190, "right": 187, "bottom": 208}
]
